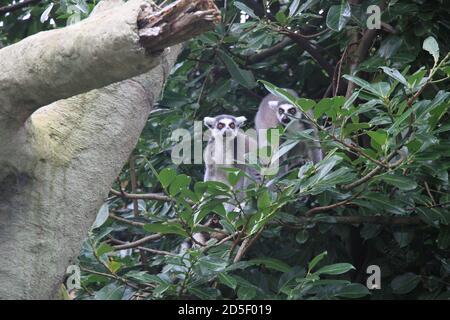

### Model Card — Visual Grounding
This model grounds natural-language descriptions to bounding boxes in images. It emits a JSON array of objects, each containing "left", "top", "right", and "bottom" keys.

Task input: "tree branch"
[
  {"left": 138, "top": 0, "right": 220, "bottom": 53},
  {"left": 0, "top": 0, "right": 220, "bottom": 299},
  {"left": 233, "top": 228, "right": 264, "bottom": 263},
  {"left": 110, "top": 188, "right": 171, "bottom": 202},
  {"left": 0, "top": 0, "right": 220, "bottom": 126},
  {"left": 345, "top": 0, "right": 386, "bottom": 98},
  {"left": 245, "top": 37, "right": 293, "bottom": 65},
  {"left": 305, "top": 192, "right": 361, "bottom": 216},
  {"left": 345, "top": 28, "right": 378, "bottom": 97},
  {"left": 109, "top": 236, "right": 175, "bottom": 255},
  {"left": 112, "top": 234, "right": 162, "bottom": 250},
  {"left": 282, "top": 31, "right": 334, "bottom": 79}
]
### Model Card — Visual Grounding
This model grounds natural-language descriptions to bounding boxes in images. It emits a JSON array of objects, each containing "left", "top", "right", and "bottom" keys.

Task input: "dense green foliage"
[{"left": 2, "top": 0, "right": 449, "bottom": 299}]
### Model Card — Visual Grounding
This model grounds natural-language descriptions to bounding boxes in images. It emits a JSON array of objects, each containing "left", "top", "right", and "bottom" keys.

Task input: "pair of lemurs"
[
  {"left": 204, "top": 91, "right": 323, "bottom": 186},
  {"left": 182, "top": 91, "right": 323, "bottom": 249}
]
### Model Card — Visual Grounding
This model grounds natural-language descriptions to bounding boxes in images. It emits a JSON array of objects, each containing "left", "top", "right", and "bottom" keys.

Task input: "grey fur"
[
  {"left": 255, "top": 91, "right": 323, "bottom": 174},
  {"left": 203, "top": 115, "right": 260, "bottom": 209}
]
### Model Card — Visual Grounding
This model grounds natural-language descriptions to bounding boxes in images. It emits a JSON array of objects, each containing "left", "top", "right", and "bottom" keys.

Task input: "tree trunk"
[{"left": 0, "top": 0, "right": 219, "bottom": 299}]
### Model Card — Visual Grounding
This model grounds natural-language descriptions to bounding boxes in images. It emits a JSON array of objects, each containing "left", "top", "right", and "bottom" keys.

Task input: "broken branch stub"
[{"left": 138, "top": 0, "right": 221, "bottom": 54}]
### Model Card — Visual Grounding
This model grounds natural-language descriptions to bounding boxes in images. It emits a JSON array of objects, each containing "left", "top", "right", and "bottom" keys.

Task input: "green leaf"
[
  {"left": 153, "top": 283, "right": 171, "bottom": 297},
  {"left": 367, "top": 130, "right": 387, "bottom": 149},
  {"left": 295, "top": 229, "right": 309, "bottom": 244},
  {"left": 197, "top": 256, "right": 228, "bottom": 273},
  {"left": 234, "top": 2, "right": 258, "bottom": 19},
  {"left": 237, "top": 286, "right": 257, "bottom": 299},
  {"left": 159, "top": 168, "right": 176, "bottom": 189},
  {"left": 218, "top": 50, "right": 256, "bottom": 89},
  {"left": 188, "top": 287, "right": 220, "bottom": 299},
  {"left": 326, "top": 2, "right": 351, "bottom": 32},
  {"left": 217, "top": 273, "right": 238, "bottom": 289},
  {"left": 393, "top": 231, "right": 413, "bottom": 248},
  {"left": 259, "top": 80, "right": 299, "bottom": 110},
  {"left": 271, "top": 140, "right": 299, "bottom": 164},
  {"left": 94, "top": 283, "right": 125, "bottom": 300},
  {"left": 257, "top": 189, "right": 271, "bottom": 210},
  {"left": 92, "top": 203, "right": 109, "bottom": 229},
  {"left": 387, "top": 106, "right": 415, "bottom": 135},
  {"left": 108, "top": 260, "right": 122, "bottom": 273},
  {"left": 314, "top": 96, "right": 345, "bottom": 119},
  {"left": 289, "top": 0, "right": 301, "bottom": 17},
  {"left": 315, "top": 155, "right": 342, "bottom": 181},
  {"left": 363, "top": 193, "right": 406, "bottom": 215},
  {"left": 143, "top": 222, "right": 188, "bottom": 237},
  {"left": 423, "top": 36, "right": 439, "bottom": 63},
  {"left": 168, "top": 174, "right": 191, "bottom": 196},
  {"left": 442, "top": 66, "right": 450, "bottom": 77},
  {"left": 343, "top": 91, "right": 359, "bottom": 110},
  {"left": 224, "top": 168, "right": 244, "bottom": 186},
  {"left": 343, "top": 75, "right": 389, "bottom": 98},
  {"left": 391, "top": 273, "right": 421, "bottom": 294},
  {"left": 417, "top": 91, "right": 450, "bottom": 121},
  {"left": 376, "top": 174, "right": 417, "bottom": 191},
  {"left": 315, "top": 263, "right": 355, "bottom": 275},
  {"left": 96, "top": 242, "right": 114, "bottom": 256},
  {"left": 275, "top": 11, "right": 288, "bottom": 24},
  {"left": 125, "top": 271, "right": 164, "bottom": 285},
  {"left": 40, "top": 2, "right": 54, "bottom": 23},
  {"left": 296, "top": 0, "right": 318, "bottom": 15},
  {"left": 335, "top": 283, "right": 370, "bottom": 298},
  {"left": 380, "top": 66, "right": 408, "bottom": 86},
  {"left": 297, "top": 98, "right": 316, "bottom": 111},
  {"left": 249, "top": 258, "right": 291, "bottom": 273},
  {"left": 416, "top": 207, "right": 441, "bottom": 227},
  {"left": 308, "top": 251, "right": 327, "bottom": 272}
]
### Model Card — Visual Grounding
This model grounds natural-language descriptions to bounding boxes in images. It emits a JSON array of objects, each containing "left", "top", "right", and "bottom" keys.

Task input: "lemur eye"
[
  {"left": 278, "top": 108, "right": 284, "bottom": 115},
  {"left": 288, "top": 108, "right": 296, "bottom": 115},
  {"left": 217, "top": 123, "right": 224, "bottom": 129},
  {"left": 229, "top": 122, "right": 235, "bottom": 129}
]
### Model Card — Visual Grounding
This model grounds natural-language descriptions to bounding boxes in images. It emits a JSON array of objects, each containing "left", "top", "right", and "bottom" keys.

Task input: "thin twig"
[
  {"left": 245, "top": 37, "right": 293, "bottom": 65},
  {"left": 305, "top": 192, "right": 361, "bottom": 216},
  {"left": 110, "top": 188, "right": 172, "bottom": 202},
  {"left": 233, "top": 227, "right": 264, "bottom": 263},
  {"left": 109, "top": 213, "right": 146, "bottom": 227},
  {"left": 424, "top": 181, "right": 436, "bottom": 206},
  {"left": 112, "top": 234, "right": 162, "bottom": 250},
  {"left": 109, "top": 237, "right": 175, "bottom": 256}
]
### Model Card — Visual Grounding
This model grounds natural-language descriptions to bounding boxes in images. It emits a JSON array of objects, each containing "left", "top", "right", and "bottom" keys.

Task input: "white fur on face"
[
  {"left": 212, "top": 117, "right": 239, "bottom": 138},
  {"left": 276, "top": 103, "right": 300, "bottom": 125}
]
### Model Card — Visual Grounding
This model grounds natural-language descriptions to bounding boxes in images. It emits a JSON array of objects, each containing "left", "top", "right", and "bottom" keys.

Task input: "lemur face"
[
  {"left": 269, "top": 101, "right": 300, "bottom": 126},
  {"left": 204, "top": 115, "right": 247, "bottom": 139}
]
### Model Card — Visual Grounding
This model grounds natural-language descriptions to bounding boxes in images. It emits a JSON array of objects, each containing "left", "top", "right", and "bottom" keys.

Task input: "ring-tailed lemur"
[
  {"left": 181, "top": 115, "right": 260, "bottom": 251},
  {"left": 255, "top": 91, "right": 323, "bottom": 174},
  {"left": 203, "top": 114, "right": 261, "bottom": 206}
]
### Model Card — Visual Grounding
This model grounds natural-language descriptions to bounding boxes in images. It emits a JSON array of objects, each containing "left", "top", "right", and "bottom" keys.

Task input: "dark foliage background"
[{"left": 2, "top": 0, "right": 449, "bottom": 299}]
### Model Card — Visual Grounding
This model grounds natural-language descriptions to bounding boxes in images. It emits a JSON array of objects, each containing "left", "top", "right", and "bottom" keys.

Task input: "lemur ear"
[
  {"left": 235, "top": 116, "right": 247, "bottom": 127},
  {"left": 268, "top": 101, "right": 278, "bottom": 110},
  {"left": 203, "top": 117, "right": 216, "bottom": 129}
]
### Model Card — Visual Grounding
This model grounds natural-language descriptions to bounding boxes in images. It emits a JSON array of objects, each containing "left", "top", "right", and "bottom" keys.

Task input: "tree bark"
[{"left": 0, "top": 0, "right": 219, "bottom": 299}]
